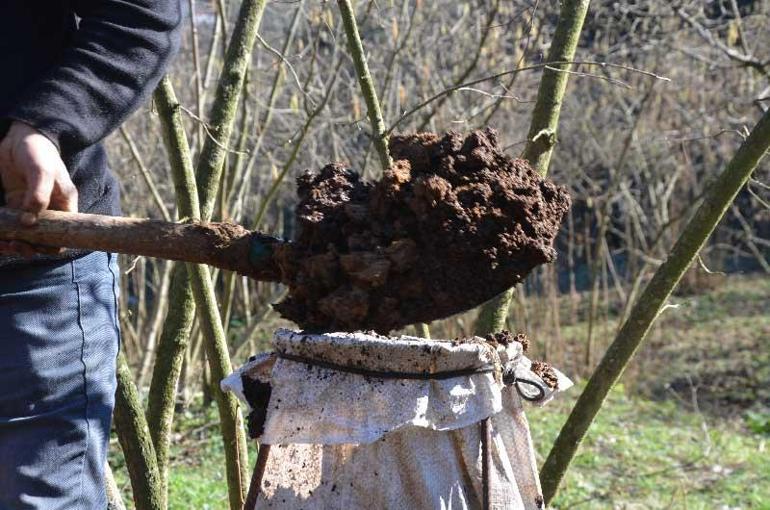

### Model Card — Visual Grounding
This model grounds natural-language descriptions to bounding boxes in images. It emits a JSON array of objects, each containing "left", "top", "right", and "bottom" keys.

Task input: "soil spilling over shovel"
[
  {"left": 273, "top": 128, "right": 570, "bottom": 333},
  {"left": 0, "top": 128, "right": 569, "bottom": 334}
]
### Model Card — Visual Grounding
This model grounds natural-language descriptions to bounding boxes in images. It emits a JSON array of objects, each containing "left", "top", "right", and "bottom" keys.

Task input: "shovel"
[{"left": 0, "top": 207, "right": 284, "bottom": 281}]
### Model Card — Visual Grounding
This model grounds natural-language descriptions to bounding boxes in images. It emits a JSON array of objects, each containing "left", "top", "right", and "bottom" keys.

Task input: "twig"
[
  {"left": 228, "top": 0, "right": 306, "bottom": 213},
  {"left": 388, "top": 60, "right": 670, "bottom": 134},
  {"left": 252, "top": 60, "right": 344, "bottom": 229},
  {"left": 255, "top": 33, "right": 306, "bottom": 100},
  {"left": 416, "top": 0, "right": 502, "bottom": 132},
  {"left": 337, "top": 0, "right": 393, "bottom": 171},
  {"left": 697, "top": 254, "right": 725, "bottom": 275},
  {"left": 179, "top": 104, "right": 250, "bottom": 156},
  {"left": 481, "top": 0, "right": 542, "bottom": 125},
  {"left": 455, "top": 86, "right": 526, "bottom": 102},
  {"left": 188, "top": 0, "right": 205, "bottom": 148},
  {"left": 543, "top": 64, "right": 631, "bottom": 88},
  {"left": 119, "top": 126, "right": 172, "bottom": 222},
  {"left": 747, "top": 184, "right": 770, "bottom": 210},
  {"left": 676, "top": 8, "right": 768, "bottom": 73}
]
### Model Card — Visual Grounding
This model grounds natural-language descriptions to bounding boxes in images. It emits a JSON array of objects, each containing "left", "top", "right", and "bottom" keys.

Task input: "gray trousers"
[{"left": 0, "top": 252, "right": 120, "bottom": 509}]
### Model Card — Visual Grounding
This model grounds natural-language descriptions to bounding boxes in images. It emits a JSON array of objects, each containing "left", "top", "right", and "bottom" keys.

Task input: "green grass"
[
  {"left": 110, "top": 275, "right": 770, "bottom": 509},
  {"left": 111, "top": 388, "right": 769, "bottom": 509},
  {"left": 642, "top": 277, "right": 770, "bottom": 412},
  {"left": 533, "top": 387, "right": 770, "bottom": 509},
  {"left": 549, "top": 275, "right": 770, "bottom": 413}
]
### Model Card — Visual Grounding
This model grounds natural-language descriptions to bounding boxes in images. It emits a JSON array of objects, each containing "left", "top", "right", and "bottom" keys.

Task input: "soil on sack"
[
  {"left": 274, "top": 128, "right": 570, "bottom": 333},
  {"left": 485, "top": 330, "right": 530, "bottom": 352},
  {"left": 531, "top": 360, "right": 559, "bottom": 389}
]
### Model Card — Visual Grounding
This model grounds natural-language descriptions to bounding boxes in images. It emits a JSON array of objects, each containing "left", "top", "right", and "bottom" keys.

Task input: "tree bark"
[
  {"left": 105, "top": 462, "right": 127, "bottom": 510},
  {"left": 196, "top": 0, "right": 267, "bottom": 221},
  {"left": 474, "top": 0, "right": 591, "bottom": 335},
  {"left": 114, "top": 352, "right": 164, "bottom": 510},
  {"left": 146, "top": 263, "right": 195, "bottom": 499}
]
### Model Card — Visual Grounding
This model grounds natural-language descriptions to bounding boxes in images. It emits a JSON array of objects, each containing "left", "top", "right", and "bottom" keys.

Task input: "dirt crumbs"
[
  {"left": 273, "top": 128, "right": 570, "bottom": 333},
  {"left": 530, "top": 360, "right": 559, "bottom": 389},
  {"left": 485, "top": 330, "right": 529, "bottom": 352}
]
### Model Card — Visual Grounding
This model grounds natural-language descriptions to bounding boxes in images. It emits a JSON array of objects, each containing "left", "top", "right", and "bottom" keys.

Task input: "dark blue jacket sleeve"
[{"left": 6, "top": 0, "right": 183, "bottom": 163}]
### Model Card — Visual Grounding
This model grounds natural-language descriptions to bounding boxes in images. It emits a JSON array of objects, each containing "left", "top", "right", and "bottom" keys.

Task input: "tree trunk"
[{"left": 474, "top": 0, "right": 592, "bottom": 335}]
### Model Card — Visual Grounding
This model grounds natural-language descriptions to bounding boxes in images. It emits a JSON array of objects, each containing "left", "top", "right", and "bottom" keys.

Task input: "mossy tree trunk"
[
  {"left": 474, "top": 0, "right": 591, "bottom": 336},
  {"left": 114, "top": 352, "right": 164, "bottom": 510},
  {"left": 113, "top": 0, "right": 266, "bottom": 508},
  {"left": 337, "top": 0, "right": 393, "bottom": 172},
  {"left": 146, "top": 263, "right": 195, "bottom": 499}
]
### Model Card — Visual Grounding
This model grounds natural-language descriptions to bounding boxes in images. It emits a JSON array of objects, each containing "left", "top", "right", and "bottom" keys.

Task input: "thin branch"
[
  {"left": 388, "top": 59, "right": 669, "bottom": 134},
  {"left": 415, "top": 0, "right": 501, "bottom": 132},
  {"left": 474, "top": 0, "right": 592, "bottom": 337},
  {"left": 677, "top": 8, "right": 768, "bottom": 73},
  {"left": 481, "top": 0, "right": 542, "bottom": 125},
  {"left": 119, "top": 126, "right": 171, "bottom": 222},
  {"left": 178, "top": 104, "right": 250, "bottom": 156},
  {"left": 252, "top": 60, "right": 343, "bottom": 229},
  {"left": 229, "top": 0, "right": 306, "bottom": 213},
  {"left": 188, "top": 0, "right": 205, "bottom": 148},
  {"left": 337, "top": 0, "right": 393, "bottom": 171},
  {"left": 255, "top": 33, "right": 306, "bottom": 100},
  {"left": 543, "top": 64, "right": 631, "bottom": 88},
  {"left": 455, "top": 86, "right": 527, "bottom": 102}
]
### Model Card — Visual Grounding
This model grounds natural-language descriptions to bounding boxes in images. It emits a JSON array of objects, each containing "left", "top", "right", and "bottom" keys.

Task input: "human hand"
[{"left": 0, "top": 121, "right": 78, "bottom": 256}]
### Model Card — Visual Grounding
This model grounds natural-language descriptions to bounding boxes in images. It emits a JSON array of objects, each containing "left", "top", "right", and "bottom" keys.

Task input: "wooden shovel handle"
[{"left": 0, "top": 207, "right": 284, "bottom": 281}]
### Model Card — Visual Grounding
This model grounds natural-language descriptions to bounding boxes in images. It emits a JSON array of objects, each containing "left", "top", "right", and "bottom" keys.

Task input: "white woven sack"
[{"left": 222, "top": 329, "right": 572, "bottom": 510}]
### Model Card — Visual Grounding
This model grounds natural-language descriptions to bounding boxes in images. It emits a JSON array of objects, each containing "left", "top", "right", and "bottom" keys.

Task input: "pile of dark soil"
[{"left": 273, "top": 128, "right": 570, "bottom": 333}]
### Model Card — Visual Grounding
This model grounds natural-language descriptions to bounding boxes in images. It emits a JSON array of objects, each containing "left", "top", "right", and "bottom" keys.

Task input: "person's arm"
[
  {"left": 4, "top": 0, "right": 183, "bottom": 158},
  {"left": 0, "top": 0, "right": 182, "bottom": 255}
]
